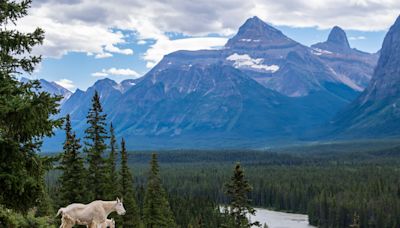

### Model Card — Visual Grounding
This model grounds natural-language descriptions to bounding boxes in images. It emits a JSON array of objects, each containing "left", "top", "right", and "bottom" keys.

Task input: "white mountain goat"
[
  {"left": 57, "top": 198, "right": 125, "bottom": 228},
  {"left": 66, "top": 217, "right": 115, "bottom": 228}
]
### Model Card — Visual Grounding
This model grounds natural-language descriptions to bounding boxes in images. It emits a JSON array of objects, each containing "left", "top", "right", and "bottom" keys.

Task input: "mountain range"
[{"left": 35, "top": 16, "right": 400, "bottom": 151}]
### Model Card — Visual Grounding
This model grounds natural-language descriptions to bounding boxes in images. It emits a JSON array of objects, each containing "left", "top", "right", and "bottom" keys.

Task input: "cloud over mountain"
[
  {"left": 17, "top": 0, "right": 399, "bottom": 65},
  {"left": 92, "top": 68, "right": 141, "bottom": 78}
]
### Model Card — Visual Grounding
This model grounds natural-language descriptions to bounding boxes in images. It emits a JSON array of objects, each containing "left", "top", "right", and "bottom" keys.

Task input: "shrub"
[{"left": 0, "top": 205, "right": 55, "bottom": 228}]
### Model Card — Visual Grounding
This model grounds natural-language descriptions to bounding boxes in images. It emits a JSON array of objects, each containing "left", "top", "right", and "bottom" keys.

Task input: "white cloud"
[
  {"left": 54, "top": 79, "right": 76, "bottom": 90},
  {"left": 106, "top": 68, "right": 140, "bottom": 76},
  {"left": 137, "top": 40, "right": 147, "bottom": 45},
  {"left": 92, "top": 68, "right": 141, "bottom": 78},
  {"left": 16, "top": 15, "right": 128, "bottom": 58},
  {"left": 104, "top": 44, "right": 133, "bottom": 55},
  {"left": 349, "top": 36, "right": 367, "bottom": 40},
  {"left": 92, "top": 72, "right": 108, "bottom": 77},
  {"left": 95, "top": 52, "right": 113, "bottom": 59},
  {"left": 16, "top": 0, "right": 400, "bottom": 63},
  {"left": 144, "top": 37, "right": 228, "bottom": 68}
]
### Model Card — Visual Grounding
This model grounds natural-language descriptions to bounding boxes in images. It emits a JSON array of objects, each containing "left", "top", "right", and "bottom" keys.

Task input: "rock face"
[
  {"left": 330, "top": 16, "right": 400, "bottom": 137},
  {"left": 311, "top": 26, "right": 379, "bottom": 90}
]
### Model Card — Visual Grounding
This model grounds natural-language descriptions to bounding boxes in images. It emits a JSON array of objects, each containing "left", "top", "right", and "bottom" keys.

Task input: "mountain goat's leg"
[
  {"left": 60, "top": 216, "right": 73, "bottom": 228},
  {"left": 89, "top": 221, "right": 98, "bottom": 228}
]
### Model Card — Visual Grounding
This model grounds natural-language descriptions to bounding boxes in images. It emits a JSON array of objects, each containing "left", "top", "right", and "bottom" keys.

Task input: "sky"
[{"left": 17, "top": 0, "right": 400, "bottom": 91}]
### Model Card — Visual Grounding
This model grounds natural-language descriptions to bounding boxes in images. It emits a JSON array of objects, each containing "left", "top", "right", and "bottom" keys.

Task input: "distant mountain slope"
[
  {"left": 20, "top": 77, "right": 72, "bottom": 104},
  {"left": 329, "top": 16, "right": 400, "bottom": 138},
  {"left": 110, "top": 64, "right": 297, "bottom": 137},
  {"left": 59, "top": 78, "right": 140, "bottom": 129},
  {"left": 311, "top": 26, "right": 379, "bottom": 90}
]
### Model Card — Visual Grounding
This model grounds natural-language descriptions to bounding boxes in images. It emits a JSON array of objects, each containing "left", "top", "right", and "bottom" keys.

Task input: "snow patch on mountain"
[
  {"left": 311, "top": 48, "right": 333, "bottom": 56},
  {"left": 226, "top": 53, "right": 279, "bottom": 73},
  {"left": 240, "top": 39, "right": 261, "bottom": 42},
  {"left": 113, "top": 84, "right": 124, "bottom": 92}
]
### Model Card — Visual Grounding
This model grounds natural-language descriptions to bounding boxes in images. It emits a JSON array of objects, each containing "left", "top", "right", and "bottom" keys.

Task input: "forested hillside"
[{"left": 43, "top": 142, "right": 400, "bottom": 227}]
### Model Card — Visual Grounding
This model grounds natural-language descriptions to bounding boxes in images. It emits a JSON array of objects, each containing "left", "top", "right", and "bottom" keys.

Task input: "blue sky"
[{"left": 19, "top": 0, "right": 399, "bottom": 91}]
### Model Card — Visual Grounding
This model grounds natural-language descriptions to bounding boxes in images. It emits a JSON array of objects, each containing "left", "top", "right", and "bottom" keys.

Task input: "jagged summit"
[
  {"left": 311, "top": 26, "right": 351, "bottom": 53},
  {"left": 327, "top": 26, "right": 350, "bottom": 49},
  {"left": 239, "top": 16, "right": 281, "bottom": 34},
  {"left": 225, "top": 16, "right": 297, "bottom": 49}
]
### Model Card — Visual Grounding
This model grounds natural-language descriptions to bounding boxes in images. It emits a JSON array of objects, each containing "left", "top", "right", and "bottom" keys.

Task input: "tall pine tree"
[
  {"left": 224, "top": 163, "right": 260, "bottom": 228},
  {"left": 58, "top": 114, "right": 87, "bottom": 205},
  {"left": 0, "top": 0, "right": 62, "bottom": 212},
  {"left": 84, "top": 90, "right": 108, "bottom": 200},
  {"left": 143, "top": 153, "right": 176, "bottom": 228},
  {"left": 105, "top": 123, "right": 118, "bottom": 200},
  {"left": 119, "top": 138, "right": 141, "bottom": 227}
]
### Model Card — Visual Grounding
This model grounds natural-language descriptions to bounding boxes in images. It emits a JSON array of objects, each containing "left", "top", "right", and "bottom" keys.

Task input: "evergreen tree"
[
  {"left": 349, "top": 212, "right": 360, "bottom": 228},
  {"left": 143, "top": 153, "right": 176, "bottom": 228},
  {"left": 58, "top": 114, "right": 87, "bottom": 205},
  {"left": 224, "top": 163, "right": 260, "bottom": 228},
  {"left": 119, "top": 138, "right": 141, "bottom": 227},
  {"left": 35, "top": 188, "right": 54, "bottom": 217},
  {"left": 84, "top": 91, "right": 108, "bottom": 200},
  {"left": 0, "top": 0, "right": 62, "bottom": 212},
  {"left": 105, "top": 123, "right": 118, "bottom": 200}
]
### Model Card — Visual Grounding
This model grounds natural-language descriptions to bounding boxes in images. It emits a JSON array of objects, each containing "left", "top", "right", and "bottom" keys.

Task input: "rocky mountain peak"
[
  {"left": 225, "top": 16, "right": 297, "bottom": 49},
  {"left": 327, "top": 26, "right": 350, "bottom": 49},
  {"left": 311, "top": 26, "right": 351, "bottom": 53},
  {"left": 93, "top": 78, "right": 117, "bottom": 87}
]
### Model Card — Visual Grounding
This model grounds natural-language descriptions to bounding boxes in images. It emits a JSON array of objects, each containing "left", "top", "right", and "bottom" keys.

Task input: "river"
[{"left": 249, "top": 208, "right": 316, "bottom": 228}]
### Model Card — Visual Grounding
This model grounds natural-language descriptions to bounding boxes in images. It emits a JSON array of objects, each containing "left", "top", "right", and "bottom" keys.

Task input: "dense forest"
[{"left": 43, "top": 143, "right": 400, "bottom": 228}]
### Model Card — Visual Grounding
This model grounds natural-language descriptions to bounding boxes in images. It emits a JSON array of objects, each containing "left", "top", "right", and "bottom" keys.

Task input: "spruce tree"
[
  {"left": 105, "top": 123, "right": 118, "bottom": 200},
  {"left": 58, "top": 114, "right": 87, "bottom": 205},
  {"left": 84, "top": 90, "right": 109, "bottom": 200},
  {"left": 0, "top": 0, "right": 62, "bottom": 212},
  {"left": 349, "top": 212, "right": 360, "bottom": 228},
  {"left": 143, "top": 153, "right": 176, "bottom": 228},
  {"left": 119, "top": 138, "right": 141, "bottom": 227},
  {"left": 224, "top": 163, "right": 260, "bottom": 228}
]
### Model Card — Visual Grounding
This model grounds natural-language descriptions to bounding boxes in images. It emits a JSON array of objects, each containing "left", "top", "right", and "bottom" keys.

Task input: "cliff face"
[{"left": 330, "top": 16, "right": 400, "bottom": 138}]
